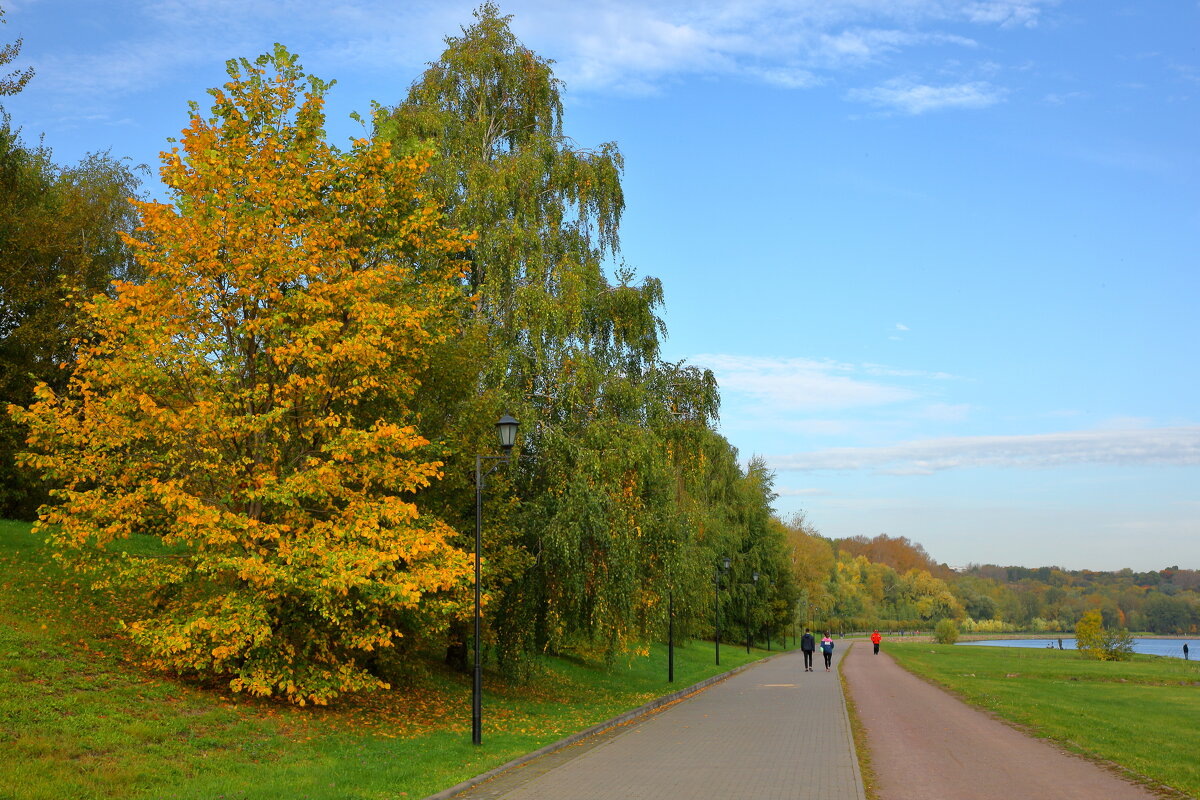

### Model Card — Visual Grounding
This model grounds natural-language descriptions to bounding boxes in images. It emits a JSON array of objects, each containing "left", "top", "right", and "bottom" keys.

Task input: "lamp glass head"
[{"left": 496, "top": 415, "right": 519, "bottom": 451}]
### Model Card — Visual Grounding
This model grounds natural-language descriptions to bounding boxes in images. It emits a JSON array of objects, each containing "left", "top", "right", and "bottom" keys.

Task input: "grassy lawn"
[
  {"left": 0, "top": 519, "right": 774, "bottom": 799},
  {"left": 885, "top": 640, "right": 1200, "bottom": 797}
]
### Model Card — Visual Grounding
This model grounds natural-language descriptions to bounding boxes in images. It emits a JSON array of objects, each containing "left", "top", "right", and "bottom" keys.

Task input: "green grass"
[
  {"left": 885, "top": 640, "right": 1200, "bottom": 797},
  {"left": 0, "top": 519, "right": 774, "bottom": 799}
]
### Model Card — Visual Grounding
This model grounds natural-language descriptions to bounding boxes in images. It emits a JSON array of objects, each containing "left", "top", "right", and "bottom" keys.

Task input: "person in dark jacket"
[
  {"left": 820, "top": 632, "right": 835, "bottom": 671},
  {"left": 800, "top": 629, "right": 816, "bottom": 672}
]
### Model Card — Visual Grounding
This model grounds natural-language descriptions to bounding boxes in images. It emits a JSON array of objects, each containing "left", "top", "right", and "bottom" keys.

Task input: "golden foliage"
[{"left": 10, "top": 46, "right": 472, "bottom": 704}]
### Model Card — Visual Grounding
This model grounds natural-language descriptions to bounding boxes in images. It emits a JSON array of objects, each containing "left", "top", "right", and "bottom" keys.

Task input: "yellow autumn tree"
[
  {"left": 1075, "top": 610, "right": 1105, "bottom": 658},
  {"left": 10, "top": 45, "right": 473, "bottom": 705}
]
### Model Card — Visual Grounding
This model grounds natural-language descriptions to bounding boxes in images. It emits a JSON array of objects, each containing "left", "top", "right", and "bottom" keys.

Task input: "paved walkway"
[
  {"left": 842, "top": 643, "right": 1163, "bottom": 800},
  {"left": 450, "top": 646, "right": 865, "bottom": 800}
]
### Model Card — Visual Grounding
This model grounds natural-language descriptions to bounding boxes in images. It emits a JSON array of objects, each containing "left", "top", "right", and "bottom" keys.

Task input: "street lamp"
[
  {"left": 668, "top": 588, "right": 675, "bottom": 683},
  {"left": 473, "top": 414, "right": 519, "bottom": 746},
  {"left": 747, "top": 572, "right": 759, "bottom": 654},
  {"left": 715, "top": 556, "right": 730, "bottom": 665},
  {"left": 757, "top": 573, "right": 773, "bottom": 652}
]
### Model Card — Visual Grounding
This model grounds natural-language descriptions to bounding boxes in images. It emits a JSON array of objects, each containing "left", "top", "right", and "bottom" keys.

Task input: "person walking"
[
  {"left": 800, "top": 628, "right": 816, "bottom": 672},
  {"left": 871, "top": 629, "right": 882, "bottom": 655},
  {"left": 820, "top": 632, "right": 835, "bottom": 671},
  {"left": 1185, "top": 643, "right": 1190, "bottom": 661}
]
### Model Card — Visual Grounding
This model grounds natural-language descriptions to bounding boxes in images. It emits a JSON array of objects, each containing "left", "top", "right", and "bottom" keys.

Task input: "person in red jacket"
[{"left": 871, "top": 629, "right": 882, "bottom": 655}]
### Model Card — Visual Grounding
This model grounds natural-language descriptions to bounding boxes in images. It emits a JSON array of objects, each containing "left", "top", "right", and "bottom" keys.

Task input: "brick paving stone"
[{"left": 450, "top": 644, "right": 865, "bottom": 800}]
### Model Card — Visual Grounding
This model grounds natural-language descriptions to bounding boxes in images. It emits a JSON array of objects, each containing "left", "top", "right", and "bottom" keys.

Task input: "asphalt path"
[{"left": 841, "top": 642, "right": 1162, "bottom": 800}]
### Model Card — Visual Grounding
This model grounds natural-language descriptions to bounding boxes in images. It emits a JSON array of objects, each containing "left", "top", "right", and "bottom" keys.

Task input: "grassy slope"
[
  {"left": 0, "top": 519, "right": 772, "bottom": 800},
  {"left": 885, "top": 640, "right": 1200, "bottom": 798}
]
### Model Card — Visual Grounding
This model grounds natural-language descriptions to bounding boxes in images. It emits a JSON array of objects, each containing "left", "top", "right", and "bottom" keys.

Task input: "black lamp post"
[
  {"left": 715, "top": 556, "right": 730, "bottom": 665},
  {"left": 747, "top": 571, "right": 759, "bottom": 654},
  {"left": 668, "top": 590, "right": 674, "bottom": 683},
  {"left": 759, "top": 574, "right": 772, "bottom": 651},
  {"left": 473, "top": 414, "right": 519, "bottom": 746}
]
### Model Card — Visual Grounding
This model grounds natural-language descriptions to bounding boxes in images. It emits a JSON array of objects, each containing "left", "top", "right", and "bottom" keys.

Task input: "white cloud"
[
  {"left": 32, "top": 38, "right": 214, "bottom": 99},
  {"left": 543, "top": 2, "right": 1035, "bottom": 93},
  {"left": 27, "top": 0, "right": 1054, "bottom": 101},
  {"left": 1095, "top": 416, "right": 1154, "bottom": 430},
  {"left": 23, "top": 0, "right": 453, "bottom": 101},
  {"left": 742, "top": 418, "right": 857, "bottom": 436},
  {"left": 1043, "top": 90, "right": 1087, "bottom": 105},
  {"left": 919, "top": 403, "right": 971, "bottom": 422},
  {"left": 963, "top": 1, "right": 1050, "bottom": 28},
  {"left": 861, "top": 363, "right": 955, "bottom": 380},
  {"left": 771, "top": 426, "right": 1200, "bottom": 473},
  {"left": 754, "top": 66, "right": 822, "bottom": 89},
  {"left": 693, "top": 353, "right": 922, "bottom": 412},
  {"left": 847, "top": 77, "right": 1006, "bottom": 113},
  {"left": 895, "top": 323, "right": 910, "bottom": 331}
]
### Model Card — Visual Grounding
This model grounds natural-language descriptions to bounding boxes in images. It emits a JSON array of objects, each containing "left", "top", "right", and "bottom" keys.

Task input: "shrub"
[
  {"left": 1076, "top": 609, "right": 1135, "bottom": 660},
  {"left": 1099, "top": 628, "right": 1136, "bottom": 661},
  {"left": 961, "top": 617, "right": 1016, "bottom": 634},
  {"left": 934, "top": 618, "right": 959, "bottom": 644},
  {"left": 1076, "top": 610, "right": 1105, "bottom": 658}
]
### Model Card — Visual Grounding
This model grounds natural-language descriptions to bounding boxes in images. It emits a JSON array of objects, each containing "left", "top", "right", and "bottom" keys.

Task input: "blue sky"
[{"left": 3, "top": 0, "right": 1197, "bottom": 570}]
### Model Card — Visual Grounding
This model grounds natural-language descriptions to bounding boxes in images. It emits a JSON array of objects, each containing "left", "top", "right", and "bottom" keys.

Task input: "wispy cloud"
[
  {"left": 919, "top": 403, "right": 972, "bottom": 422},
  {"left": 963, "top": 1, "right": 1051, "bottom": 28},
  {"left": 847, "top": 77, "right": 1006, "bottom": 113},
  {"left": 1042, "top": 90, "right": 1087, "bottom": 105},
  {"left": 545, "top": 1, "right": 1041, "bottom": 93},
  {"left": 861, "top": 363, "right": 955, "bottom": 380},
  {"left": 776, "top": 487, "right": 833, "bottom": 497},
  {"left": 23, "top": 0, "right": 1055, "bottom": 103},
  {"left": 692, "top": 353, "right": 951, "bottom": 413},
  {"left": 19, "top": 0, "right": 453, "bottom": 102},
  {"left": 772, "top": 426, "right": 1200, "bottom": 474}
]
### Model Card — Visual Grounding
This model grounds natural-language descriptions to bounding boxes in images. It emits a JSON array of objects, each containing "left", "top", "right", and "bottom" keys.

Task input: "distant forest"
[{"left": 785, "top": 520, "right": 1198, "bottom": 635}]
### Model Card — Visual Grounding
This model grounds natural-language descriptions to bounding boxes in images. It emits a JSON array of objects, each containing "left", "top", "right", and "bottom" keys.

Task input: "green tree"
[
  {"left": 1142, "top": 595, "right": 1195, "bottom": 634},
  {"left": 0, "top": 120, "right": 144, "bottom": 518},
  {"left": 898, "top": 568, "right": 964, "bottom": 621},
  {"left": 963, "top": 592, "right": 997, "bottom": 621},
  {"left": 379, "top": 3, "right": 718, "bottom": 671},
  {"left": 1099, "top": 627, "right": 1136, "bottom": 661},
  {"left": 934, "top": 618, "right": 959, "bottom": 644}
]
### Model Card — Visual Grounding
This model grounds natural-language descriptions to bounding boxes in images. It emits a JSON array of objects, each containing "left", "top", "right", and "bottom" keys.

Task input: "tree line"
[
  {"left": 953, "top": 562, "right": 1199, "bottom": 635},
  {"left": 2, "top": 5, "right": 804, "bottom": 704},
  {"left": 791, "top": 529, "right": 1198, "bottom": 637}
]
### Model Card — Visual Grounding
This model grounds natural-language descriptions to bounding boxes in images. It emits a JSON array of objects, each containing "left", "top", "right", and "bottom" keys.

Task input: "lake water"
[{"left": 959, "top": 637, "right": 1195, "bottom": 660}]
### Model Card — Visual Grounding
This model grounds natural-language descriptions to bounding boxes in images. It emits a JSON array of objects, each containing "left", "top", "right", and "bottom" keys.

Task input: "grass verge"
[
  {"left": 0, "top": 519, "right": 773, "bottom": 799},
  {"left": 837, "top": 645, "right": 878, "bottom": 800},
  {"left": 885, "top": 640, "right": 1200, "bottom": 798}
]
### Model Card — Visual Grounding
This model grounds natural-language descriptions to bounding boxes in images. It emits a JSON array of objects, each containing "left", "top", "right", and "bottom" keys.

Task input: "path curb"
[{"left": 421, "top": 650, "right": 792, "bottom": 800}]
